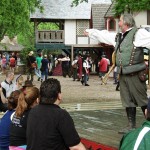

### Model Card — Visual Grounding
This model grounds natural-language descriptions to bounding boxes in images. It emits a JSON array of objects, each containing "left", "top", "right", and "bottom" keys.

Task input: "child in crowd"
[{"left": 13, "top": 74, "right": 24, "bottom": 91}]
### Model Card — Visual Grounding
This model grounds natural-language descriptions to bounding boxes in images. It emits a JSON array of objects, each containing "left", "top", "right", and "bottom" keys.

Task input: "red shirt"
[{"left": 98, "top": 58, "right": 108, "bottom": 72}]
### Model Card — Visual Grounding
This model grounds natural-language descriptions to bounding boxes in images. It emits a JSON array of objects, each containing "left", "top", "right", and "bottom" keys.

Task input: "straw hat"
[
  {"left": 29, "top": 51, "right": 34, "bottom": 56},
  {"left": 144, "top": 55, "right": 148, "bottom": 61},
  {"left": 44, "top": 54, "right": 47, "bottom": 58}
]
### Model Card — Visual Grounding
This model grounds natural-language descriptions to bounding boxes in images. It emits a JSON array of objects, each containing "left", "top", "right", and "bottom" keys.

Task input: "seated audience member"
[
  {"left": 119, "top": 98, "right": 150, "bottom": 150},
  {"left": 0, "top": 90, "right": 21, "bottom": 150},
  {"left": 21, "top": 79, "right": 35, "bottom": 93},
  {"left": 13, "top": 74, "right": 24, "bottom": 91},
  {"left": 9, "top": 87, "right": 39, "bottom": 150},
  {"left": 26, "top": 78, "right": 86, "bottom": 150},
  {"left": 0, "top": 71, "right": 14, "bottom": 112}
]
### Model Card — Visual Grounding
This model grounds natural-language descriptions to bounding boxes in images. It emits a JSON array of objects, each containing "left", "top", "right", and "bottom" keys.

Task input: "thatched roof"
[
  {"left": 0, "top": 43, "right": 24, "bottom": 51},
  {"left": 0, "top": 36, "right": 23, "bottom": 51}
]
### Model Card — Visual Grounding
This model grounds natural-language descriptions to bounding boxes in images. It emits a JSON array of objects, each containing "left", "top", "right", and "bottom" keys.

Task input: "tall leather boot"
[
  {"left": 118, "top": 107, "right": 136, "bottom": 134},
  {"left": 141, "top": 105, "right": 147, "bottom": 118},
  {"left": 128, "top": 107, "right": 136, "bottom": 128}
]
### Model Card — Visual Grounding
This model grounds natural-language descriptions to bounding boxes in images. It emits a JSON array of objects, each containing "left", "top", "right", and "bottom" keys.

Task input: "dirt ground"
[
  {"left": 29, "top": 74, "right": 121, "bottom": 103},
  {"left": 1, "top": 73, "right": 150, "bottom": 104}
]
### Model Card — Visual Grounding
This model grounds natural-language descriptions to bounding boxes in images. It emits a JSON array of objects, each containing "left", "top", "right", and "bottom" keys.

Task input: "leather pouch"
[{"left": 138, "top": 69, "right": 148, "bottom": 82}]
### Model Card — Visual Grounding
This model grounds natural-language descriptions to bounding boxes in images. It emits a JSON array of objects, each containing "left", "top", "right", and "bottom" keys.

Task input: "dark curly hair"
[{"left": 40, "top": 78, "right": 61, "bottom": 104}]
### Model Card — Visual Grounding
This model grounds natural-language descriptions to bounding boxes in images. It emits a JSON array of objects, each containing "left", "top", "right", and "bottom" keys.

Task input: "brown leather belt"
[{"left": 126, "top": 72, "right": 138, "bottom": 76}]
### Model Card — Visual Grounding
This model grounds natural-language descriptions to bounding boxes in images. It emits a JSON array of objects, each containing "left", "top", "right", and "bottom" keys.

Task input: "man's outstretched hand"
[{"left": 84, "top": 30, "right": 89, "bottom": 36}]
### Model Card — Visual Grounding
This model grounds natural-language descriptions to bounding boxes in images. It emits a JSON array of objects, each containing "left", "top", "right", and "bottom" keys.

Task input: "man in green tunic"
[{"left": 84, "top": 13, "right": 150, "bottom": 134}]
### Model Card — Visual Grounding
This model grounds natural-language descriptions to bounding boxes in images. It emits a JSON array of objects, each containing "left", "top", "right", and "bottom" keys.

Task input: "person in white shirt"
[
  {"left": 72, "top": 57, "right": 78, "bottom": 81},
  {"left": 13, "top": 74, "right": 24, "bottom": 91},
  {"left": 0, "top": 71, "right": 14, "bottom": 112},
  {"left": 81, "top": 55, "right": 90, "bottom": 86}
]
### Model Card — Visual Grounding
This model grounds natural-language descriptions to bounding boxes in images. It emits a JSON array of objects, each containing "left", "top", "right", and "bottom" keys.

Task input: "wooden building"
[
  {"left": 30, "top": 0, "right": 114, "bottom": 68},
  {"left": 30, "top": 0, "right": 150, "bottom": 67}
]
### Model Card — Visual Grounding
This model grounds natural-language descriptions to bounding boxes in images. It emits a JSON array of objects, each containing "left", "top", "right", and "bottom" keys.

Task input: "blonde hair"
[
  {"left": 17, "top": 76, "right": 24, "bottom": 86},
  {"left": 15, "top": 87, "right": 39, "bottom": 117}
]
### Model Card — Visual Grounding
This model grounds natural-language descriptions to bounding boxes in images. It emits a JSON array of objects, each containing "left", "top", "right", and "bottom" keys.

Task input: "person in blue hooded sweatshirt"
[{"left": 0, "top": 90, "right": 21, "bottom": 150}]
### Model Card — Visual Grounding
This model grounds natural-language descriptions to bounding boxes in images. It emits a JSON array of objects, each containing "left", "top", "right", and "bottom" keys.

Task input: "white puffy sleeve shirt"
[{"left": 86, "top": 28, "right": 150, "bottom": 49}]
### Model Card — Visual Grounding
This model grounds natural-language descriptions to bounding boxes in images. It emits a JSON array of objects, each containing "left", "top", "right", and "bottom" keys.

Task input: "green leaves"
[
  {"left": 71, "top": 0, "right": 150, "bottom": 16},
  {"left": 0, "top": 0, "right": 42, "bottom": 41},
  {"left": 71, "top": 0, "right": 88, "bottom": 7},
  {"left": 114, "top": 0, "right": 150, "bottom": 16}
]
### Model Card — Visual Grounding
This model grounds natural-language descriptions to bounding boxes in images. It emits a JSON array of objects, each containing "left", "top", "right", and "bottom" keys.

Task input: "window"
[
  {"left": 108, "top": 19, "right": 116, "bottom": 31},
  {"left": 76, "top": 20, "right": 89, "bottom": 36}
]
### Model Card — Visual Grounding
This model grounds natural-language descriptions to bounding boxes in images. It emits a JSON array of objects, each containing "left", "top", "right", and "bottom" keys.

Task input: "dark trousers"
[{"left": 27, "top": 68, "right": 35, "bottom": 81}]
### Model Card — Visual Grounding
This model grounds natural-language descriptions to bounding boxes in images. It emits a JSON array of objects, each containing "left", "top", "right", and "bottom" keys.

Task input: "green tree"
[
  {"left": 71, "top": 0, "right": 88, "bottom": 6},
  {"left": 113, "top": 0, "right": 150, "bottom": 16},
  {"left": 38, "top": 23, "right": 59, "bottom": 30},
  {"left": 17, "top": 22, "right": 59, "bottom": 64},
  {"left": 72, "top": 0, "right": 150, "bottom": 16},
  {"left": 0, "top": 0, "right": 43, "bottom": 41}
]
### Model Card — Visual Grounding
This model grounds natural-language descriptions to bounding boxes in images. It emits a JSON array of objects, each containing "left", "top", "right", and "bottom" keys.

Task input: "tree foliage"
[
  {"left": 0, "top": 0, "right": 43, "bottom": 41},
  {"left": 38, "top": 23, "right": 59, "bottom": 30},
  {"left": 17, "top": 22, "right": 58, "bottom": 48},
  {"left": 72, "top": 0, "right": 150, "bottom": 15},
  {"left": 71, "top": 0, "right": 88, "bottom": 7},
  {"left": 114, "top": 0, "right": 150, "bottom": 16}
]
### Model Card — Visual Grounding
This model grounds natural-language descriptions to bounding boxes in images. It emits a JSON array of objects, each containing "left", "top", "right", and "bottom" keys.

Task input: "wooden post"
[
  {"left": 71, "top": 45, "right": 74, "bottom": 63},
  {"left": 34, "top": 20, "right": 38, "bottom": 50}
]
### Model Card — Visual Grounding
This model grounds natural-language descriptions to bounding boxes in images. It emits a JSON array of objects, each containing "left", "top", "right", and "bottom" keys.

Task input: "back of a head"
[
  {"left": 15, "top": 87, "right": 39, "bottom": 117},
  {"left": 78, "top": 53, "right": 82, "bottom": 57},
  {"left": 101, "top": 55, "right": 106, "bottom": 58},
  {"left": 25, "top": 87, "right": 40, "bottom": 107},
  {"left": 38, "top": 53, "right": 41, "bottom": 57},
  {"left": 40, "top": 78, "right": 61, "bottom": 104},
  {"left": 8, "top": 90, "right": 21, "bottom": 110},
  {"left": 121, "top": 13, "right": 136, "bottom": 28},
  {"left": 44, "top": 55, "right": 47, "bottom": 58},
  {"left": 23, "top": 80, "right": 34, "bottom": 88},
  {"left": 84, "top": 55, "right": 89, "bottom": 60}
]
